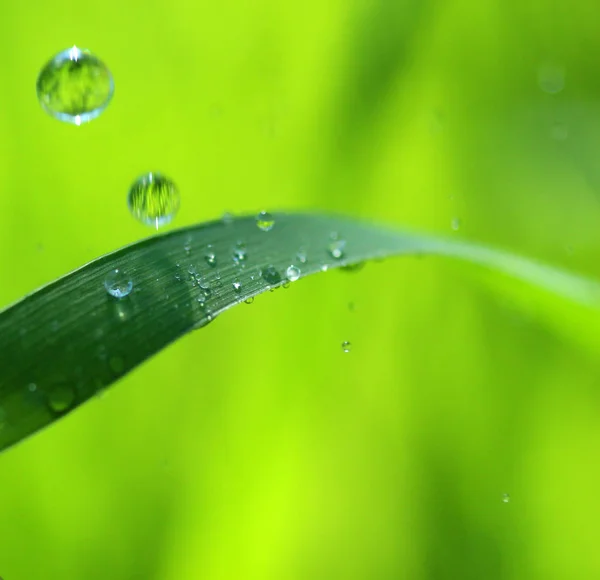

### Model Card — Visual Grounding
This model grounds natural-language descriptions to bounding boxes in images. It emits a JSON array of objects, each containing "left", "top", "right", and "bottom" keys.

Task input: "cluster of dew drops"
[{"left": 35, "top": 46, "right": 353, "bottom": 355}]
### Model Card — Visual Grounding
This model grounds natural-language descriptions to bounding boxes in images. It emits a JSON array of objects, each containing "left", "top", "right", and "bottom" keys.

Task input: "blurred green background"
[{"left": 2, "top": 0, "right": 600, "bottom": 578}]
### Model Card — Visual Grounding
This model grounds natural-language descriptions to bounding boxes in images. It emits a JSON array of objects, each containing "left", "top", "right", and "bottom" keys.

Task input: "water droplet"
[
  {"left": 36, "top": 46, "right": 114, "bottom": 125},
  {"left": 200, "top": 281, "right": 212, "bottom": 298},
  {"left": 256, "top": 210, "right": 275, "bottom": 232},
  {"left": 328, "top": 239, "right": 346, "bottom": 260},
  {"left": 502, "top": 493, "right": 510, "bottom": 504},
  {"left": 340, "top": 261, "right": 365, "bottom": 273},
  {"left": 28, "top": 382, "right": 37, "bottom": 392},
  {"left": 451, "top": 217, "right": 461, "bottom": 231},
  {"left": 204, "top": 246, "right": 217, "bottom": 267},
  {"left": 286, "top": 265, "right": 301, "bottom": 282},
  {"left": 342, "top": 341, "right": 352, "bottom": 353},
  {"left": 232, "top": 242, "right": 247, "bottom": 265},
  {"left": 245, "top": 296, "right": 255, "bottom": 304},
  {"left": 183, "top": 242, "right": 192, "bottom": 256},
  {"left": 261, "top": 265, "right": 281, "bottom": 285},
  {"left": 104, "top": 268, "right": 133, "bottom": 298},
  {"left": 127, "top": 172, "right": 180, "bottom": 229},
  {"left": 537, "top": 62, "right": 565, "bottom": 94},
  {"left": 282, "top": 281, "right": 291, "bottom": 289},
  {"left": 222, "top": 212, "right": 234, "bottom": 225},
  {"left": 232, "top": 280, "right": 242, "bottom": 293},
  {"left": 47, "top": 383, "right": 76, "bottom": 413},
  {"left": 321, "top": 263, "right": 329, "bottom": 272},
  {"left": 296, "top": 249, "right": 308, "bottom": 264}
]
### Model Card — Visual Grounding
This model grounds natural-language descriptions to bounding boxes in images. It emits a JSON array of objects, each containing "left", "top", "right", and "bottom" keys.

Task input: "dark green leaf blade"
[{"left": 1, "top": 212, "right": 599, "bottom": 453}]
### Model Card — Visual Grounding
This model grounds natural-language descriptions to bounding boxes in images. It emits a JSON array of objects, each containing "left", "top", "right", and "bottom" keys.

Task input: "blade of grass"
[{"left": 1, "top": 212, "right": 599, "bottom": 453}]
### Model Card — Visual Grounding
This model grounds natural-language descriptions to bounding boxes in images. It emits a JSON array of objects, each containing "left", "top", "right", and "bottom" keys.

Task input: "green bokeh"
[{"left": 1, "top": 0, "right": 600, "bottom": 578}]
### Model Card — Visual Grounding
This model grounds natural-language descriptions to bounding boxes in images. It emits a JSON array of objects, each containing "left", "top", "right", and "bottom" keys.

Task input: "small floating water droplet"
[
  {"left": 127, "top": 172, "right": 180, "bottom": 229},
  {"left": 256, "top": 210, "right": 275, "bottom": 231},
  {"left": 342, "top": 341, "right": 352, "bottom": 353},
  {"left": 502, "top": 493, "right": 510, "bottom": 504},
  {"left": 232, "top": 280, "right": 242, "bottom": 293},
  {"left": 47, "top": 383, "right": 76, "bottom": 413},
  {"left": 328, "top": 239, "right": 346, "bottom": 260},
  {"left": 104, "top": 268, "right": 133, "bottom": 298},
  {"left": 551, "top": 121, "right": 568, "bottom": 141},
  {"left": 286, "top": 265, "right": 301, "bottom": 282},
  {"left": 261, "top": 265, "right": 281, "bottom": 285},
  {"left": 36, "top": 46, "right": 114, "bottom": 125},
  {"left": 451, "top": 217, "right": 461, "bottom": 231},
  {"left": 537, "top": 62, "right": 565, "bottom": 94}
]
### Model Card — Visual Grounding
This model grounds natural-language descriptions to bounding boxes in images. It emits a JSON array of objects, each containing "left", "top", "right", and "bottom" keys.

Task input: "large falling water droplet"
[
  {"left": 36, "top": 46, "right": 114, "bottom": 125},
  {"left": 127, "top": 172, "right": 180, "bottom": 229}
]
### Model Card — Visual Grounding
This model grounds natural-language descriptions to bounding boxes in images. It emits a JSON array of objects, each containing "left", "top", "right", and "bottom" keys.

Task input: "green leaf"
[{"left": 1, "top": 212, "right": 599, "bottom": 453}]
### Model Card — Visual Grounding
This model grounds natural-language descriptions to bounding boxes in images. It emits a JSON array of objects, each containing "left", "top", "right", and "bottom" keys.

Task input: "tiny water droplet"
[
  {"left": 342, "top": 341, "right": 352, "bottom": 353},
  {"left": 232, "top": 242, "right": 247, "bottom": 265},
  {"left": 502, "top": 493, "right": 510, "bottom": 504},
  {"left": 47, "top": 383, "right": 76, "bottom": 413},
  {"left": 451, "top": 217, "right": 461, "bottom": 231},
  {"left": 222, "top": 212, "right": 234, "bottom": 225},
  {"left": 245, "top": 296, "right": 255, "bottom": 304},
  {"left": 328, "top": 239, "right": 346, "bottom": 260},
  {"left": 282, "top": 281, "right": 291, "bottom": 289},
  {"left": 205, "top": 246, "right": 217, "bottom": 267},
  {"left": 36, "top": 46, "right": 114, "bottom": 125},
  {"left": 256, "top": 210, "right": 275, "bottom": 232},
  {"left": 296, "top": 249, "right": 308, "bottom": 264},
  {"left": 200, "top": 281, "right": 212, "bottom": 298},
  {"left": 261, "top": 265, "right": 281, "bottom": 285},
  {"left": 28, "top": 382, "right": 37, "bottom": 392},
  {"left": 184, "top": 243, "right": 192, "bottom": 256},
  {"left": 127, "top": 172, "right": 180, "bottom": 229},
  {"left": 286, "top": 265, "right": 301, "bottom": 282},
  {"left": 104, "top": 268, "right": 133, "bottom": 298},
  {"left": 232, "top": 280, "right": 242, "bottom": 293}
]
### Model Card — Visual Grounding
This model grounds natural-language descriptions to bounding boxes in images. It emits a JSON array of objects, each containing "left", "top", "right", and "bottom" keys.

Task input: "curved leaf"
[{"left": 0, "top": 212, "right": 599, "bottom": 453}]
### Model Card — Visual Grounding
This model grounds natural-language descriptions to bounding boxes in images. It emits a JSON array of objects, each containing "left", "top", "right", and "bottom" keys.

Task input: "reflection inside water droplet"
[
  {"left": 36, "top": 46, "right": 114, "bottom": 125},
  {"left": 127, "top": 172, "right": 180, "bottom": 229}
]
